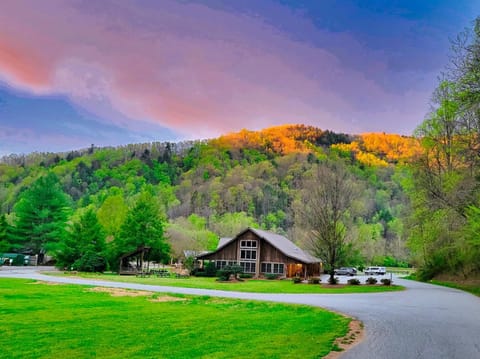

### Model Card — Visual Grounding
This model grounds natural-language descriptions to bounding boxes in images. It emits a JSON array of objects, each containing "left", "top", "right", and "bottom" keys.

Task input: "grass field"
[
  {"left": 45, "top": 271, "right": 404, "bottom": 293},
  {"left": 0, "top": 278, "right": 350, "bottom": 358},
  {"left": 402, "top": 274, "right": 480, "bottom": 297}
]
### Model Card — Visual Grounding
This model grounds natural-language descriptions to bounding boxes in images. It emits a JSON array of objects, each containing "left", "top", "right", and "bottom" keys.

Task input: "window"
[
  {"left": 240, "top": 240, "right": 257, "bottom": 248},
  {"left": 215, "top": 260, "right": 227, "bottom": 269},
  {"left": 240, "top": 249, "right": 256, "bottom": 260},
  {"left": 216, "top": 260, "right": 237, "bottom": 269},
  {"left": 261, "top": 262, "right": 284, "bottom": 274},
  {"left": 240, "top": 261, "right": 256, "bottom": 273},
  {"left": 239, "top": 239, "right": 257, "bottom": 273}
]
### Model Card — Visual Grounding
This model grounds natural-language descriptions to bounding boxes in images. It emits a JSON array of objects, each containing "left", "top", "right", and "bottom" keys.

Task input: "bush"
[
  {"left": 239, "top": 273, "right": 253, "bottom": 279},
  {"left": 72, "top": 251, "right": 106, "bottom": 272},
  {"left": 347, "top": 278, "right": 361, "bottom": 285},
  {"left": 308, "top": 277, "right": 321, "bottom": 284},
  {"left": 216, "top": 264, "right": 243, "bottom": 281},
  {"left": 204, "top": 262, "right": 217, "bottom": 277},
  {"left": 380, "top": 278, "right": 392, "bottom": 286},
  {"left": 365, "top": 277, "right": 378, "bottom": 285},
  {"left": 292, "top": 277, "right": 302, "bottom": 284},
  {"left": 265, "top": 273, "right": 278, "bottom": 280},
  {"left": 328, "top": 276, "right": 339, "bottom": 285}
]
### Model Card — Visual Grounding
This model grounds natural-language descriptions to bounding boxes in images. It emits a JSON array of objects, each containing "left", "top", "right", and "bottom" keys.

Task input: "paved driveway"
[{"left": 1, "top": 267, "right": 479, "bottom": 359}]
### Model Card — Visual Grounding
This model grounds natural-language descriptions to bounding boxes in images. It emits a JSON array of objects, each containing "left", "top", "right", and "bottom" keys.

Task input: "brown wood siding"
[
  {"left": 259, "top": 239, "right": 297, "bottom": 264},
  {"left": 199, "top": 239, "right": 238, "bottom": 261},
  {"left": 198, "top": 229, "right": 320, "bottom": 278}
]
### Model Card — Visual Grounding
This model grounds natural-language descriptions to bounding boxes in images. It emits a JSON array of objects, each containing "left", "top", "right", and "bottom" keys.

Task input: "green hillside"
[{"left": 1, "top": 117, "right": 479, "bottom": 281}]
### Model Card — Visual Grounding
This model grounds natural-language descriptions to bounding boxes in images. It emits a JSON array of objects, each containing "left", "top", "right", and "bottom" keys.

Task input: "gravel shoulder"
[{"left": 1, "top": 267, "right": 479, "bottom": 359}]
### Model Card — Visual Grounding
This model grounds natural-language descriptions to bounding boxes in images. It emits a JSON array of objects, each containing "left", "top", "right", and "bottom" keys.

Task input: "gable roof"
[
  {"left": 198, "top": 227, "right": 321, "bottom": 264},
  {"left": 217, "top": 237, "right": 232, "bottom": 248}
]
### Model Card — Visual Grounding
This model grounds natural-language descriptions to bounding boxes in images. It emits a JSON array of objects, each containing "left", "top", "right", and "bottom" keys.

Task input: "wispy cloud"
[{"left": 0, "top": 0, "right": 472, "bottom": 143}]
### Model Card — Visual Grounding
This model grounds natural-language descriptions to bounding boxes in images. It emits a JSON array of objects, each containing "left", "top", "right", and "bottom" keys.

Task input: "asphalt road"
[{"left": 1, "top": 267, "right": 479, "bottom": 359}]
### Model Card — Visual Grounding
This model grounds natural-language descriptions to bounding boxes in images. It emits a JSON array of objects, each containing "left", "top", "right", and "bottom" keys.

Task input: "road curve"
[{"left": 1, "top": 267, "right": 479, "bottom": 359}]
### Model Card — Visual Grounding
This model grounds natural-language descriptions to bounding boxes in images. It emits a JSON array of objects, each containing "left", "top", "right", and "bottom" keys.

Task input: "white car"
[{"left": 364, "top": 266, "right": 386, "bottom": 275}]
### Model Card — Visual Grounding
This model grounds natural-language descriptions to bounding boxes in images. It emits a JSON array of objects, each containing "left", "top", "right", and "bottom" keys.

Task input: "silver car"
[{"left": 334, "top": 267, "right": 357, "bottom": 276}]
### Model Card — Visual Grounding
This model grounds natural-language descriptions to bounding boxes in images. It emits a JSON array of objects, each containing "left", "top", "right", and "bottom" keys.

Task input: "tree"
[
  {"left": 12, "top": 173, "right": 71, "bottom": 262},
  {"left": 0, "top": 214, "right": 14, "bottom": 253},
  {"left": 404, "top": 17, "right": 480, "bottom": 279},
  {"left": 297, "top": 160, "right": 355, "bottom": 283},
  {"left": 116, "top": 192, "right": 170, "bottom": 267},
  {"left": 97, "top": 193, "right": 128, "bottom": 238},
  {"left": 55, "top": 208, "right": 107, "bottom": 272}
]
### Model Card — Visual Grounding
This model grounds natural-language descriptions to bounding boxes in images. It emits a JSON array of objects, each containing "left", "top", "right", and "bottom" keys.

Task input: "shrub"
[
  {"left": 347, "top": 278, "right": 361, "bottom": 285},
  {"left": 72, "top": 251, "right": 106, "bottom": 272},
  {"left": 308, "top": 277, "right": 321, "bottom": 284},
  {"left": 328, "top": 276, "right": 339, "bottom": 285},
  {"left": 191, "top": 269, "right": 207, "bottom": 277},
  {"left": 216, "top": 264, "right": 243, "bottom": 281},
  {"left": 380, "top": 278, "right": 392, "bottom": 286},
  {"left": 204, "top": 262, "right": 217, "bottom": 277},
  {"left": 365, "top": 277, "right": 378, "bottom": 285},
  {"left": 239, "top": 273, "right": 253, "bottom": 279},
  {"left": 265, "top": 273, "right": 278, "bottom": 280},
  {"left": 292, "top": 277, "right": 303, "bottom": 284}
]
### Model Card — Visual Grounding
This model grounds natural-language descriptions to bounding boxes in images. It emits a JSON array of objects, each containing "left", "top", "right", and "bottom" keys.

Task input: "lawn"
[
  {"left": 0, "top": 278, "right": 349, "bottom": 359},
  {"left": 402, "top": 274, "right": 480, "bottom": 297},
  {"left": 429, "top": 280, "right": 480, "bottom": 297},
  {"left": 46, "top": 271, "right": 404, "bottom": 293}
]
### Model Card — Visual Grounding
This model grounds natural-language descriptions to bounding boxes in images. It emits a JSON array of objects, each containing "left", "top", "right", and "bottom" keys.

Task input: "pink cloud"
[{"left": 0, "top": 0, "right": 432, "bottom": 137}]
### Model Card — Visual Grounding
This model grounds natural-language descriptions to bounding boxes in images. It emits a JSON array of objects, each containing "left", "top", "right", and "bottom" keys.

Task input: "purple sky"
[{"left": 0, "top": 0, "right": 479, "bottom": 156}]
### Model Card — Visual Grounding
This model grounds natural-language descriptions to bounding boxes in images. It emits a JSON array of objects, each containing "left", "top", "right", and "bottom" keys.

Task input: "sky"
[{"left": 0, "top": 0, "right": 479, "bottom": 156}]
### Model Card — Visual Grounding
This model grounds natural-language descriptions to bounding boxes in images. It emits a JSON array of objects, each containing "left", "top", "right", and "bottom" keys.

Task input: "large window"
[
  {"left": 240, "top": 249, "right": 256, "bottom": 260},
  {"left": 239, "top": 240, "right": 257, "bottom": 274},
  {"left": 261, "top": 262, "right": 284, "bottom": 274},
  {"left": 239, "top": 261, "right": 256, "bottom": 273},
  {"left": 215, "top": 260, "right": 237, "bottom": 269}
]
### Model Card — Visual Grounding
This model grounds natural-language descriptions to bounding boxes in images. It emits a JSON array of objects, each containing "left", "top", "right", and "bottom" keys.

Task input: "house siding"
[{"left": 197, "top": 228, "right": 321, "bottom": 278}]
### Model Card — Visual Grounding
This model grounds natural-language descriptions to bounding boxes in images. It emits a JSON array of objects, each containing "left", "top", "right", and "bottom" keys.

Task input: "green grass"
[
  {"left": 429, "top": 280, "right": 480, "bottom": 297},
  {"left": 402, "top": 274, "right": 480, "bottom": 297},
  {"left": 0, "top": 278, "right": 349, "bottom": 359},
  {"left": 46, "top": 271, "right": 404, "bottom": 293}
]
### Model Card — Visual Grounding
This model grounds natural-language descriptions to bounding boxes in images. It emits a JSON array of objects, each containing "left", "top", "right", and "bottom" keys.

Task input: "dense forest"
[
  {"left": 1, "top": 18, "right": 480, "bottom": 281},
  {"left": 0, "top": 124, "right": 415, "bottom": 272}
]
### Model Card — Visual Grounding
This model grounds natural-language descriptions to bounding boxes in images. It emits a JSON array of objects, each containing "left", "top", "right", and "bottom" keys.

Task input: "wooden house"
[{"left": 196, "top": 228, "right": 322, "bottom": 278}]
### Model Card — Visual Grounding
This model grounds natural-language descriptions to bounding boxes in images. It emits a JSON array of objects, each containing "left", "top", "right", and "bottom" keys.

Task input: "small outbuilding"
[
  {"left": 119, "top": 246, "right": 151, "bottom": 275},
  {"left": 196, "top": 228, "right": 322, "bottom": 278}
]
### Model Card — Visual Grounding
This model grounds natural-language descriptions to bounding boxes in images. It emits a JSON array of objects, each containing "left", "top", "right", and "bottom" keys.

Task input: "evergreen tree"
[
  {"left": 56, "top": 208, "right": 107, "bottom": 272},
  {"left": 116, "top": 192, "right": 170, "bottom": 264},
  {"left": 12, "top": 173, "right": 71, "bottom": 262},
  {"left": 0, "top": 214, "right": 13, "bottom": 253}
]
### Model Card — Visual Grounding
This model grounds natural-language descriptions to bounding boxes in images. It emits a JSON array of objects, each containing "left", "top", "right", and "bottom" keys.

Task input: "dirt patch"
[
  {"left": 320, "top": 284, "right": 348, "bottom": 289},
  {"left": 323, "top": 319, "right": 365, "bottom": 359},
  {"left": 87, "top": 287, "right": 188, "bottom": 302},
  {"left": 149, "top": 296, "right": 187, "bottom": 303},
  {"left": 87, "top": 287, "right": 153, "bottom": 297},
  {"left": 29, "top": 281, "right": 63, "bottom": 286}
]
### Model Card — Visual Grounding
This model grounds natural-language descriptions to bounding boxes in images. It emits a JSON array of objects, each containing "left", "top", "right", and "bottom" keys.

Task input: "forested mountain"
[
  {"left": 2, "top": 18, "right": 480, "bottom": 280},
  {"left": 0, "top": 124, "right": 414, "bottom": 271}
]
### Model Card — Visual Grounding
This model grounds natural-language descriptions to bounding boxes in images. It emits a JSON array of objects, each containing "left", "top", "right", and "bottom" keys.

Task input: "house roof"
[
  {"left": 197, "top": 227, "right": 321, "bottom": 264},
  {"left": 217, "top": 237, "right": 232, "bottom": 248}
]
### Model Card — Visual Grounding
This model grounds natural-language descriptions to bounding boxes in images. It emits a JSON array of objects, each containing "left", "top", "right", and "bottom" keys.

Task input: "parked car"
[
  {"left": 334, "top": 267, "right": 357, "bottom": 276},
  {"left": 364, "top": 266, "right": 386, "bottom": 275}
]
